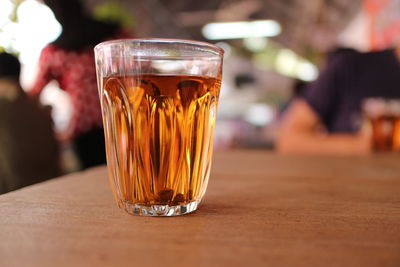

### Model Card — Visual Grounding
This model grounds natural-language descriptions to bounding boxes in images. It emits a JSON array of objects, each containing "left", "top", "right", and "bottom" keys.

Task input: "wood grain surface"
[{"left": 1, "top": 150, "right": 400, "bottom": 267}]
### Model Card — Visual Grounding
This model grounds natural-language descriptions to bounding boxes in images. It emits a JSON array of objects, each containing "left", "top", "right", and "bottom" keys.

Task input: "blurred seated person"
[
  {"left": 277, "top": 47, "right": 400, "bottom": 155},
  {"left": 0, "top": 52, "right": 60, "bottom": 194},
  {"left": 30, "top": 0, "right": 130, "bottom": 169},
  {"left": 278, "top": 79, "right": 308, "bottom": 117}
]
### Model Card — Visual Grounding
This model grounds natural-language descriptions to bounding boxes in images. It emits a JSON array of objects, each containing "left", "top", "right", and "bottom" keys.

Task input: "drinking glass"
[
  {"left": 363, "top": 98, "right": 400, "bottom": 151},
  {"left": 94, "top": 39, "right": 224, "bottom": 216}
]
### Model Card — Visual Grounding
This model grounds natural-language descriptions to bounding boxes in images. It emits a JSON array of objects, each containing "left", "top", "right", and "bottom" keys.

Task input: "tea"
[
  {"left": 370, "top": 115, "right": 400, "bottom": 151},
  {"left": 101, "top": 74, "right": 221, "bottom": 209}
]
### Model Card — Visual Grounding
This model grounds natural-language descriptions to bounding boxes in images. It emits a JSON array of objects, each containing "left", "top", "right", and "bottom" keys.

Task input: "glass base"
[{"left": 122, "top": 200, "right": 200, "bottom": 216}]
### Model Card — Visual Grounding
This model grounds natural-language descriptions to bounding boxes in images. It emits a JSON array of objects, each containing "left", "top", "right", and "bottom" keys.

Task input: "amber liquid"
[
  {"left": 370, "top": 115, "right": 400, "bottom": 151},
  {"left": 101, "top": 74, "right": 221, "bottom": 207}
]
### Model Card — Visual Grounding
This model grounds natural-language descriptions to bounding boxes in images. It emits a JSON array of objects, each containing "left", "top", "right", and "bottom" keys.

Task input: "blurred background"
[{"left": 1, "top": 0, "right": 399, "bottom": 172}]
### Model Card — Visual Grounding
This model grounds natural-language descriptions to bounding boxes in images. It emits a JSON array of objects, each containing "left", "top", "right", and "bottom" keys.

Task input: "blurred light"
[
  {"left": 275, "top": 49, "right": 297, "bottom": 76},
  {"left": 243, "top": 37, "right": 268, "bottom": 52},
  {"left": 0, "top": 0, "right": 61, "bottom": 63},
  {"left": 0, "top": 23, "right": 18, "bottom": 48},
  {"left": 151, "top": 60, "right": 184, "bottom": 72},
  {"left": 296, "top": 61, "right": 318, "bottom": 81},
  {"left": 202, "top": 20, "right": 281, "bottom": 40},
  {"left": 244, "top": 103, "right": 275, "bottom": 126},
  {"left": 0, "top": 0, "right": 13, "bottom": 25},
  {"left": 16, "top": 0, "right": 62, "bottom": 63},
  {"left": 0, "top": 0, "right": 16, "bottom": 50}
]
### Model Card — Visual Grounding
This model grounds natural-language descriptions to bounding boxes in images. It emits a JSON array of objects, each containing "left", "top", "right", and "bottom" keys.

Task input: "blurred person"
[
  {"left": 278, "top": 79, "right": 308, "bottom": 117},
  {"left": 0, "top": 52, "right": 60, "bottom": 194},
  {"left": 30, "top": 0, "right": 130, "bottom": 169},
  {"left": 277, "top": 47, "right": 400, "bottom": 155}
]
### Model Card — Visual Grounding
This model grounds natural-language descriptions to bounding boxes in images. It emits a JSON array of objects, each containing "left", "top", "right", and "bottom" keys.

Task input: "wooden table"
[{"left": 1, "top": 150, "right": 400, "bottom": 267}]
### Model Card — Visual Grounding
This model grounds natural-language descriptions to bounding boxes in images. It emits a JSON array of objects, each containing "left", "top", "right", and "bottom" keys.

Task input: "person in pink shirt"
[{"left": 31, "top": 0, "right": 130, "bottom": 169}]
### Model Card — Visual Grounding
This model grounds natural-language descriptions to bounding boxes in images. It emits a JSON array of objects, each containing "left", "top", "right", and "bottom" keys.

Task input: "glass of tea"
[
  {"left": 94, "top": 39, "right": 224, "bottom": 216},
  {"left": 363, "top": 98, "right": 400, "bottom": 152}
]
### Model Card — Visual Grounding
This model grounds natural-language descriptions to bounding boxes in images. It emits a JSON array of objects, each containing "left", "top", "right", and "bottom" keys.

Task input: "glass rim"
[{"left": 94, "top": 38, "right": 224, "bottom": 58}]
